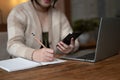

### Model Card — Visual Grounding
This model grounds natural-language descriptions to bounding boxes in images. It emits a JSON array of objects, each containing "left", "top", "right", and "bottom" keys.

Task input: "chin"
[{"left": 43, "top": 4, "right": 51, "bottom": 8}]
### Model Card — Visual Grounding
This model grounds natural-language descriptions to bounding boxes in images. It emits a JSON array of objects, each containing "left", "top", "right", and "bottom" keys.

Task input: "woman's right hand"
[{"left": 32, "top": 48, "right": 54, "bottom": 62}]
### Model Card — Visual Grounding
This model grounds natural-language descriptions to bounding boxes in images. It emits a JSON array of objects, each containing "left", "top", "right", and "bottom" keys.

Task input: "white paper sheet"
[{"left": 0, "top": 58, "right": 66, "bottom": 72}]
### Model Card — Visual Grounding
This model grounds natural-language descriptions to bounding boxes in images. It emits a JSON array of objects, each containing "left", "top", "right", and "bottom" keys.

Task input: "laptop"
[{"left": 62, "top": 18, "right": 120, "bottom": 62}]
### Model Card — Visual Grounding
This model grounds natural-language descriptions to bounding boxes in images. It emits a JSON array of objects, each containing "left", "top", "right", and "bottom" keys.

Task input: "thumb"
[{"left": 70, "top": 38, "right": 75, "bottom": 46}]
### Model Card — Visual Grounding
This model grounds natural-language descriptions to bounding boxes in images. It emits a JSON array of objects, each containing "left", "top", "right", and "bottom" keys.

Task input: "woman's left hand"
[{"left": 57, "top": 38, "right": 75, "bottom": 54}]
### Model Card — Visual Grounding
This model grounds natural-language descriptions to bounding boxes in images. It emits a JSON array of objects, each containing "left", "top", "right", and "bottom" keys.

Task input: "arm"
[
  {"left": 57, "top": 12, "right": 79, "bottom": 53},
  {"left": 7, "top": 7, "right": 35, "bottom": 60}
]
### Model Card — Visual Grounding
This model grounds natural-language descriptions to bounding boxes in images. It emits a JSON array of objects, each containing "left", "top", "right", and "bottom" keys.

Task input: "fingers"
[
  {"left": 57, "top": 38, "right": 75, "bottom": 53},
  {"left": 45, "top": 48, "right": 54, "bottom": 53},
  {"left": 57, "top": 41, "right": 68, "bottom": 51},
  {"left": 57, "top": 41, "right": 69, "bottom": 53},
  {"left": 43, "top": 48, "right": 54, "bottom": 61},
  {"left": 56, "top": 45, "right": 64, "bottom": 52},
  {"left": 45, "top": 51, "right": 54, "bottom": 60},
  {"left": 70, "top": 38, "right": 75, "bottom": 46},
  {"left": 44, "top": 56, "right": 54, "bottom": 62},
  {"left": 32, "top": 48, "right": 55, "bottom": 62}
]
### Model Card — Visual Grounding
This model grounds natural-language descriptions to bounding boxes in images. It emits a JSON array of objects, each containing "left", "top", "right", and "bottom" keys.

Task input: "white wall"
[
  {"left": 105, "top": 0, "right": 117, "bottom": 17},
  {"left": 71, "top": 0, "right": 98, "bottom": 21},
  {"left": 70, "top": 0, "right": 119, "bottom": 22}
]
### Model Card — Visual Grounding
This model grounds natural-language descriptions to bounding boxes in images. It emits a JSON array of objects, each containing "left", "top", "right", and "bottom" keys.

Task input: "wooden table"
[{"left": 0, "top": 53, "right": 120, "bottom": 80}]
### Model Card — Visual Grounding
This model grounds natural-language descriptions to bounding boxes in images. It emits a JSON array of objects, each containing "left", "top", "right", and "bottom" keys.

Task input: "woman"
[{"left": 7, "top": 0, "right": 79, "bottom": 62}]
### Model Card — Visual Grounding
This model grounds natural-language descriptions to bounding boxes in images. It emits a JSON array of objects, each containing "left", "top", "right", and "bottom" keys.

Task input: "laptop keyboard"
[{"left": 76, "top": 53, "right": 95, "bottom": 60}]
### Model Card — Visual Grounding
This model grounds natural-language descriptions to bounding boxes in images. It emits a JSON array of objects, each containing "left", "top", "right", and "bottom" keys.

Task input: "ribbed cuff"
[{"left": 24, "top": 48, "right": 35, "bottom": 60}]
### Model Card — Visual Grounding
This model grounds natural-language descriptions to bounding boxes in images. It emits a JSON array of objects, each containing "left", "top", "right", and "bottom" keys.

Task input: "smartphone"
[{"left": 62, "top": 32, "right": 82, "bottom": 45}]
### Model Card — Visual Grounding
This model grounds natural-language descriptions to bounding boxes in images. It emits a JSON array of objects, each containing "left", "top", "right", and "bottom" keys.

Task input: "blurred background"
[
  {"left": 0, "top": 0, "right": 28, "bottom": 24},
  {"left": 0, "top": 0, "right": 120, "bottom": 59},
  {"left": 0, "top": 0, "right": 120, "bottom": 44},
  {"left": 0, "top": 0, "right": 120, "bottom": 24},
  {"left": 0, "top": 0, "right": 120, "bottom": 46}
]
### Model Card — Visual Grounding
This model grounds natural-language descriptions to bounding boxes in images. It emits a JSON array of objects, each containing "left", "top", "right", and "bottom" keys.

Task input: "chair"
[{"left": 0, "top": 32, "right": 10, "bottom": 60}]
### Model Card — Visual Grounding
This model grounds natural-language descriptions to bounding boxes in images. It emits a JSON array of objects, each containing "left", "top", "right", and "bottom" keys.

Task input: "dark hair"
[
  {"left": 53, "top": 0, "right": 58, "bottom": 8},
  {"left": 31, "top": 0, "right": 58, "bottom": 8}
]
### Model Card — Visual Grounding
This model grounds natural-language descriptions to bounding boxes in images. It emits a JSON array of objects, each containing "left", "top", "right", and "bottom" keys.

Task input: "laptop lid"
[{"left": 95, "top": 17, "right": 120, "bottom": 62}]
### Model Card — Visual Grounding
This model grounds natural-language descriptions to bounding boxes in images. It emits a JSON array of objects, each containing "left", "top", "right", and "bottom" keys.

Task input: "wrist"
[{"left": 31, "top": 49, "right": 38, "bottom": 61}]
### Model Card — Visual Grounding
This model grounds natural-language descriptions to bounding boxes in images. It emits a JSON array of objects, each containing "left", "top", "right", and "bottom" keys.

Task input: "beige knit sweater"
[{"left": 7, "top": 1, "right": 79, "bottom": 60}]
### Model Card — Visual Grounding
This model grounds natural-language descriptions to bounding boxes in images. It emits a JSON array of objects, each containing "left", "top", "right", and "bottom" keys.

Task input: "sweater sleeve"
[
  {"left": 60, "top": 12, "right": 80, "bottom": 52},
  {"left": 7, "top": 6, "right": 35, "bottom": 60}
]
